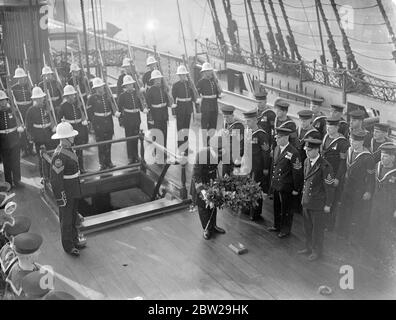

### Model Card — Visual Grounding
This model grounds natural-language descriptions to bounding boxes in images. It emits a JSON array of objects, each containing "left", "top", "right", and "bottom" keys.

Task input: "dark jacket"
[
  {"left": 25, "top": 105, "right": 53, "bottom": 144},
  {"left": 146, "top": 85, "right": 169, "bottom": 122},
  {"left": 321, "top": 134, "right": 349, "bottom": 181},
  {"left": 302, "top": 156, "right": 335, "bottom": 210},
  {"left": 117, "top": 89, "right": 142, "bottom": 126},
  {"left": 271, "top": 143, "right": 303, "bottom": 192},
  {"left": 87, "top": 93, "right": 114, "bottom": 135},
  {"left": 172, "top": 80, "right": 194, "bottom": 116},
  {"left": 196, "top": 78, "right": 219, "bottom": 115},
  {"left": 0, "top": 108, "right": 19, "bottom": 149}
]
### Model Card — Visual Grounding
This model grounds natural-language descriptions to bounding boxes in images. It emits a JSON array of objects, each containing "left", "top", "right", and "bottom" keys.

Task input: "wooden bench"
[{"left": 80, "top": 198, "right": 190, "bottom": 234}]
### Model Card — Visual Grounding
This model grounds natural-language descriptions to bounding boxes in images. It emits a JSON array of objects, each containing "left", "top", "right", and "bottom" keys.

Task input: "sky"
[{"left": 58, "top": 0, "right": 396, "bottom": 80}]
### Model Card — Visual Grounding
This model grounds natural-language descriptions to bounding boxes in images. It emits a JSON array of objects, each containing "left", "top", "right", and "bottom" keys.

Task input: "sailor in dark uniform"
[
  {"left": 25, "top": 87, "right": 58, "bottom": 177},
  {"left": 273, "top": 99, "right": 297, "bottom": 148},
  {"left": 0, "top": 90, "right": 23, "bottom": 188},
  {"left": 311, "top": 100, "right": 327, "bottom": 139},
  {"left": 12, "top": 67, "right": 34, "bottom": 157},
  {"left": 117, "top": 75, "right": 143, "bottom": 164},
  {"left": 220, "top": 103, "right": 245, "bottom": 177},
  {"left": 68, "top": 63, "right": 89, "bottom": 105},
  {"left": 369, "top": 144, "right": 396, "bottom": 260},
  {"left": 298, "top": 138, "right": 335, "bottom": 261},
  {"left": 58, "top": 85, "right": 89, "bottom": 173},
  {"left": 50, "top": 121, "right": 86, "bottom": 256},
  {"left": 39, "top": 66, "right": 62, "bottom": 117},
  {"left": 0, "top": 216, "right": 31, "bottom": 279},
  {"left": 330, "top": 104, "right": 349, "bottom": 139},
  {"left": 146, "top": 70, "right": 170, "bottom": 157},
  {"left": 172, "top": 65, "right": 195, "bottom": 156},
  {"left": 244, "top": 109, "right": 271, "bottom": 220},
  {"left": 256, "top": 90, "right": 275, "bottom": 144},
  {"left": 268, "top": 127, "right": 303, "bottom": 237},
  {"left": 337, "top": 130, "right": 375, "bottom": 247},
  {"left": 192, "top": 136, "right": 225, "bottom": 240},
  {"left": 196, "top": 62, "right": 221, "bottom": 139},
  {"left": 321, "top": 116, "right": 349, "bottom": 231},
  {"left": 349, "top": 109, "right": 372, "bottom": 149},
  {"left": 6, "top": 232, "right": 42, "bottom": 298},
  {"left": 370, "top": 123, "right": 393, "bottom": 163},
  {"left": 87, "top": 77, "right": 120, "bottom": 170},
  {"left": 294, "top": 110, "right": 320, "bottom": 215}
]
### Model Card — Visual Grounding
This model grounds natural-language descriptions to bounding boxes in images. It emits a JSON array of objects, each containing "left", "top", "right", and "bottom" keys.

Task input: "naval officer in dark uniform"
[
  {"left": 117, "top": 75, "right": 143, "bottom": 164},
  {"left": 220, "top": 103, "right": 245, "bottom": 177},
  {"left": 244, "top": 109, "right": 271, "bottom": 220},
  {"left": 298, "top": 138, "right": 335, "bottom": 261},
  {"left": 172, "top": 65, "right": 195, "bottom": 156},
  {"left": 50, "top": 121, "right": 86, "bottom": 256},
  {"left": 269, "top": 127, "right": 303, "bottom": 237},
  {"left": 0, "top": 90, "right": 23, "bottom": 188},
  {"left": 87, "top": 77, "right": 120, "bottom": 170},
  {"left": 58, "top": 85, "right": 89, "bottom": 173},
  {"left": 192, "top": 136, "right": 226, "bottom": 240}
]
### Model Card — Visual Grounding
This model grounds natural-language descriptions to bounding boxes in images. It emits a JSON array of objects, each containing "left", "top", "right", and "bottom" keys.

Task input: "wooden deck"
[{"left": 2, "top": 108, "right": 396, "bottom": 300}]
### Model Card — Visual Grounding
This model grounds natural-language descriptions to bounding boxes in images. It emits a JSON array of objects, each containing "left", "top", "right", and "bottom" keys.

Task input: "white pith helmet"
[
  {"left": 92, "top": 77, "right": 105, "bottom": 89},
  {"left": 122, "top": 75, "right": 136, "bottom": 86},
  {"left": 150, "top": 69, "right": 163, "bottom": 80},
  {"left": 122, "top": 57, "right": 131, "bottom": 67},
  {"left": 0, "top": 90, "right": 8, "bottom": 100},
  {"left": 51, "top": 120, "right": 78, "bottom": 140},
  {"left": 31, "top": 86, "right": 46, "bottom": 99},
  {"left": 70, "top": 63, "right": 81, "bottom": 72},
  {"left": 14, "top": 66, "right": 27, "bottom": 79},
  {"left": 176, "top": 65, "right": 189, "bottom": 75},
  {"left": 42, "top": 65, "right": 53, "bottom": 75},
  {"left": 63, "top": 85, "right": 77, "bottom": 96},
  {"left": 146, "top": 56, "right": 157, "bottom": 66}
]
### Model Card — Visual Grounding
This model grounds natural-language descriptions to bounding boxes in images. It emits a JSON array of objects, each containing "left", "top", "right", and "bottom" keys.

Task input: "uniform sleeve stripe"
[{"left": 52, "top": 165, "right": 64, "bottom": 174}]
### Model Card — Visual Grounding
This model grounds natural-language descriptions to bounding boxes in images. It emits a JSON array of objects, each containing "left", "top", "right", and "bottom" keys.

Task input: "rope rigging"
[
  {"left": 278, "top": 0, "right": 301, "bottom": 60},
  {"left": 207, "top": 0, "right": 227, "bottom": 54},
  {"left": 316, "top": 0, "right": 343, "bottom": 69},
  {"left": 246, "top": 0, "right": 266, "bottom": 57},
  {"left": 329, "top": 0, "right": 358, "bottom": 70},
  {"left": 376, "top": 0, "right": 396, "bottom": 62},
  {"left": 267, "top": 0, "right": 289, "bottom": 58},
  {"left": 222, "top": 0, "right": 242, "bottom": 56},
  {"left": 259, "top": 0, "right": 278, "bottom": 56}
]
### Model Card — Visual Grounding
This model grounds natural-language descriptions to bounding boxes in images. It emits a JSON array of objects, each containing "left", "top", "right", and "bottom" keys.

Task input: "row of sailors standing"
[{"left": 209, "top": 92, "right": 395, "bottom": 261}]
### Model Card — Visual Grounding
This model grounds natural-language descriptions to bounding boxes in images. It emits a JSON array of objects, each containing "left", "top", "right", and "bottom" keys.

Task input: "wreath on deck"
[{"left": 199, "top": 174, "right": 263, "bottom": 211}]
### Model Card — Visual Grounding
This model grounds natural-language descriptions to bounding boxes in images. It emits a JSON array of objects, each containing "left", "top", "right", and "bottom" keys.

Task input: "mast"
[
  {"left": 376, "top": 0, "right": 396, "bottom": 62},
  {"left": 246, "top": 0, "right": 266, "bottom": 57},
  {"left": 267, "top": 0, "right": 289, "bottom": 58},
  {"left": 329, "top": 0, "right": 358, "bottom": 70},
  {"left": 176, "top": 0, "right": 189, "bottom": 60},
  {"left": 80, "top": 0, "right": 90, "bottom": 75},
  {"left": 207, "top": 0, "right": 226, "bottom": 54},
  {"left": 315, "top": 0, "right": 326, "bottom": 66},
  {"left": 259, "top": 0, "right": 278, "bottom": 56},
  {"left": 278, "top": 0, "right": 300, "bottom": 60},
  {"left": 243, "top": 0, "right": 255, "bottom": 60},
  {"left": 222, "top": 0, "right": 241, "bottom": 55}
]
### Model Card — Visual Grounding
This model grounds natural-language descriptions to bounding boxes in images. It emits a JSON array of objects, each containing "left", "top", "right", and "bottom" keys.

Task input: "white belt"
[
  {"left": 51, "top": 96, "right": 60, "bottom": 101},
  {"left": 151, "top": 103, "right": 167, "bottom": 108},
  {"left": 64, "top": 172, "right": 80, "bottom": 179},
  {"left": 81, "top": 92, "right": 87, "bottom": 97},
  {"left": 202, "top": 95, "right": 217, "bottom": 99},
  {"left": 16, "top": 101, "right": 32, "bottom": 106},
  {"left": 65, "top": 118, "right": 82, "bottom": 124},
  {"left": 0, "top": 127, "right": 17, "bottom": 134},
  {"left": 124, "top": 109, "right": 139, "bottom": 113},
  {"left": 33, "top": 123, "right": 51, "bottom": 129},
  {"left": 94, "top": 112, "right": 112, "bottom": 117},
  {"left": 176, "top": 97, "right": 192, "bottom": 102}
]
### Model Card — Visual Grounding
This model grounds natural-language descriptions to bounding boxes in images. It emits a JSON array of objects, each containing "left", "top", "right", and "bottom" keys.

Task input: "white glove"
[
  {"left": 143, "top": 108, "right": 149, "bottom": 114},
  {"left": 218, "top": 93, "right": 224, "bottom": 99},
  {"left": 17, "top": 126, "right": 24, "bottom": 133},
  {"left": 201, "top": 189, "right": 207, "bottom": 200},
  {"left": 82, "top": 120, "right": 88, "bottom": 126},
  {"left": 52, "top": 126, "right": 56, "bottom": 133},
  {"left": 171, "top": 103, "right": 177, "bottom": 109},
  {"left": 140, "top": 87, "right": 146, "bottom": 94},
  {"left": 115, "top": 111, "right": 121, "bottom": 118},
  {"left": 196, "top": 98, "right": 201, "bottom": 105}
]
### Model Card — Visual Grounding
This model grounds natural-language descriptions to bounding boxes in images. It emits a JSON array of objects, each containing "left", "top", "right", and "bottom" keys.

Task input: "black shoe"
[
  {"left": 250, "top": 215, "right": 262, "bottom": 221},
  {"left": 297, "top": 248, "right": 312, "bottom": 255},
  {"left": 99, "top": 165, "right": 106, "bottom": 171},
  {"left": 203, "top": 230, "right": 211, "bottom": 240},
  {"left": 79, "top": 168, "right": 87, "bottom": 174},
  {"left": 67, "top": 247, "right": 80, "bottom": 257},
  {"left": 278, "top": 232, "right": 290, "bottom": 239},
  {"left": 267, "top": 226, "right": 279, "bottom": 232},
  {"left": 213, "top": 226, "right": 226, "bottom": 234},
  {"left": 107, "top": 163, "right": 116, "bottom": 169},
  {"left": 13, "top": 181, "right": 25, "bottom": 189}
]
